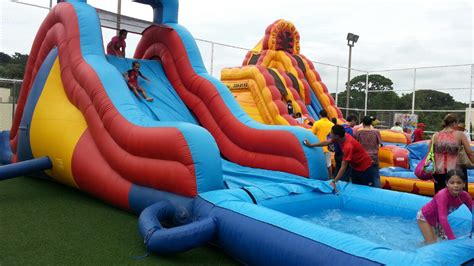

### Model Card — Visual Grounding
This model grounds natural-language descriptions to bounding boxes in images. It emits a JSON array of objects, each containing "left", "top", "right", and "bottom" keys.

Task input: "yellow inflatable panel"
[
  {"left": 380, "top": 130, "right": 410, "bottom": 144},
  {"left": 230, "top": 86, "right": 266, "bottom": 124},
  {"left": 29, "top": 58, "right": 88, "bottom": 188},
  {"left": 222, "top": 67, "right": 291, "bottom": 126},
  {"left": 381, "top": 176, "right": 474, "bottom": 198}
]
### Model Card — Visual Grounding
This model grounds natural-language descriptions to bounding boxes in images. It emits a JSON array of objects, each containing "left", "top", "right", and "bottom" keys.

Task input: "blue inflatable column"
[
  {"left": 0, "top": 157, "right": 52, "bottom": 181},
  {"left": 0, "top": 130, "right": 12, "bottom": 165}
]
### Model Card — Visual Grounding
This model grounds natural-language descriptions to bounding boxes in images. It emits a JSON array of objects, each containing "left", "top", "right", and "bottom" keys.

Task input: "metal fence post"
[
  {"left": 210, "top": 42, "right": 215, "bottom": 76},
  {"left": 411, "top": 68, "right": 417, "bottom": 115},
  {"left": 364, "top": 72, "right": 369, "bottom": 115},
  {"left": 335, "top": 66, "right": 339, "bottom": 107},
  {"left": 116, "top": 0, "right": 122, "bottom": 35},
  {"left": 12, "top": 81, "right": 16, "bottom": 121},
  {"left": 467, "top": 64, "right": 474, "bottom": 134}
]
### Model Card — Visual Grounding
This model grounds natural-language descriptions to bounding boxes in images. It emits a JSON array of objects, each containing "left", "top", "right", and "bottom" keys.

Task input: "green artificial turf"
[{"left": 0, "top": 177, "right": 238, "bottom": 265}]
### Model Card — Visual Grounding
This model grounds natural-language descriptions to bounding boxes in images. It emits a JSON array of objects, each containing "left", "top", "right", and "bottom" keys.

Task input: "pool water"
[{"left": 300, "top": 209, "right": 468, "bottom": 252}]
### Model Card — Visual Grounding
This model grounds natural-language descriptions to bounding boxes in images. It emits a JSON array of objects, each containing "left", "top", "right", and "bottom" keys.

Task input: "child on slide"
[
  {"left": 417, "top": 169, "right": 472, "bottom": 244},
  {"left": 123, "top": 61, "right": 153, "bottom": 102}
]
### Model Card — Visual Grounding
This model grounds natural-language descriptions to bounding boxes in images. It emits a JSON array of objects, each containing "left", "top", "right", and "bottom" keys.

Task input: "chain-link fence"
[
  {"left": 0, "top": 78, "right": 21, "bottom": 131},
  {"left": 194, "top": 37, "right": 474, "bottom": 136},
  {"left": 2, "top": 45, "right": 473, "bottom": 137},
  {"left": 360, "top": 64, "right": 473, "bottom": 137}
]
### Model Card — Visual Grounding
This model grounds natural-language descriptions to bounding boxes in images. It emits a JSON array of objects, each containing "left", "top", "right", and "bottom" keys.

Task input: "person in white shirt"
[{"left": 391, "top": 121, "right": 403, "bottom": 132}]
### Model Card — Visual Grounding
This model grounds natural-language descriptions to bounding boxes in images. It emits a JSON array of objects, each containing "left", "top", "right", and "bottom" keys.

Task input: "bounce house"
[
  {"left": 380, "top": 141, "right": 474, "bottom": 198},
  {"left": 0, "top": 1, "right": 473, "bottom": 265}
]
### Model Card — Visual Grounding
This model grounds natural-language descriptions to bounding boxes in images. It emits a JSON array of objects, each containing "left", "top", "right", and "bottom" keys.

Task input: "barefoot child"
[
  {"left": 417, "top": 169, "right": 472, "bottom": 244},
  {"left": 123, "top": 61, "right": 153, "bottom": 102}
]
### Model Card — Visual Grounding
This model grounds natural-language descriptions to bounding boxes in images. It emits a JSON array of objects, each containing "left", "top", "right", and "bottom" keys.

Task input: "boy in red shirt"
[
  {"left": 107, "top": 29, "right": 127, "bottom": 57},
  {"left": 123, "top": 61, "right": 153, "bottom": 102},
  {"left": 304, "top": 124, "right": 377, "bottom": 190}
]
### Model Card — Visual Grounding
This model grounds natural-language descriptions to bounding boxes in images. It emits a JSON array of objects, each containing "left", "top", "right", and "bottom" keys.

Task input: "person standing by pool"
[
  {"left": 417, "top": 169, "right": 472, "bottom": 244},
  {"left": 430, "top": 114, "right": 473, "bottom": 193},
  {"left": 304, "top": 125, "right": 377, "bottom": 190},
  {"left": 354, "top": 116, "right": 383, "bottom": 187},
  {"left": 311, "top": 110, "right": 334, "bottom": 177},
  {"left": 332, "top": 117, "right": 355, "bottom": 181}
]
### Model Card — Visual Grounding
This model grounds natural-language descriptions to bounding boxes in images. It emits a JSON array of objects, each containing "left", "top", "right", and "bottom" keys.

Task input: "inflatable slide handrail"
[
  {"left": 138, "top": 201, "right": 216, "bottom": 254},
  {"left": 9, "top": 2, "right": 223, "bottom": 201},
  {"left": 134, "top": 25, "right": 324, "bottom": 179}
]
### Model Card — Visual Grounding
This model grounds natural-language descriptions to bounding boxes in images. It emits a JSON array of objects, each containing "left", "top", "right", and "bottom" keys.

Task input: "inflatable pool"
[
  {"left": 0, "top": 0, "right": 472, "bottom": 265},
  {"left": 136, "top": 178, "right": 473, "bottom": 265},
  {"left": 198, "top": 181, "right": 473, "bottom": 265}
]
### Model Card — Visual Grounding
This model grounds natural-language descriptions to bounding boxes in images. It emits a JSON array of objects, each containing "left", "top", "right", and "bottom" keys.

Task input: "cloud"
[{"left": 1, "top": 0, "right": 472, "bottom": 103}]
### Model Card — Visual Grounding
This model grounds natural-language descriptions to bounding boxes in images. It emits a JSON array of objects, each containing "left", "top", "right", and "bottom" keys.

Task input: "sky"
[{"left": 0, "top": 0, "right": 473, "bottom": 103}]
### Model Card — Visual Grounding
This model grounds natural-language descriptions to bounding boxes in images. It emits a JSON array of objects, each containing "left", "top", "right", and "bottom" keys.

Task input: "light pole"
[
  {"left": 116, "top": 0, "right": 122, "bottom": 35},
  {"left": 345, "top": 33, "right": 359, "bottom": 117}
]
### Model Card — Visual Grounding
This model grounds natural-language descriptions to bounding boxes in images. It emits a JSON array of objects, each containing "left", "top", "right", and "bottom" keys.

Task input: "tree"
[
  {"left": 330, "top": 74, "right": 468, "bottom": 133},
  {"left": 0, "top": 52, "right": 11, "bottom": 64},
  {"left": 348, "top": 74, "right": 394, "bottom": 92},
  {"left": 368, "top": 90, "right": 400, "bottom": 110},
  {"left": 331, "top": 74, "right": 396, "bottom": 118},
  {"left": 11, "top": 53, "right": 29, "bottom": 65},
  {"left": 0, "top": 52, "right": 29, "bottom": 79},
  {"left": 0, "top": 52, "right": 28, "bottom": 99},
  {"left": 399, "top": 90, "right": 467, "bottom": 132}
]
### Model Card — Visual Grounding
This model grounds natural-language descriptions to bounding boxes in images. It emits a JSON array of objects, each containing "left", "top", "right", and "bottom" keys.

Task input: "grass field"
[{"left": 0, "top": 177, "right": 237, "bottom": 265}]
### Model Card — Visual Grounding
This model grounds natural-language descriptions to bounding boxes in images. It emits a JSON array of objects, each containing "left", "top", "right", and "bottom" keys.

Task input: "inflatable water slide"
[
  {"left": 0, "top": 1, "right": 472, "bottom": 264},
  {"left": 221, "top": 19, "right": 342, "bottom": 126}
]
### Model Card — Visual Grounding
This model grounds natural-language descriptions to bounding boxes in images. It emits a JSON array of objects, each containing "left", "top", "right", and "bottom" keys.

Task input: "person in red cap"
[{"left": 413, "top": 122, "right": 425, "bottom": 142}]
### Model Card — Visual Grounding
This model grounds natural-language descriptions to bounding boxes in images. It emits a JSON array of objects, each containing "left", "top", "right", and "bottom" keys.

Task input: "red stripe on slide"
[
  {"left": 135, "top": 26, "right": 310, "bottom": 177},
  {"left": 72, "top": 130, "right": 132, "bottom": 210}
]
